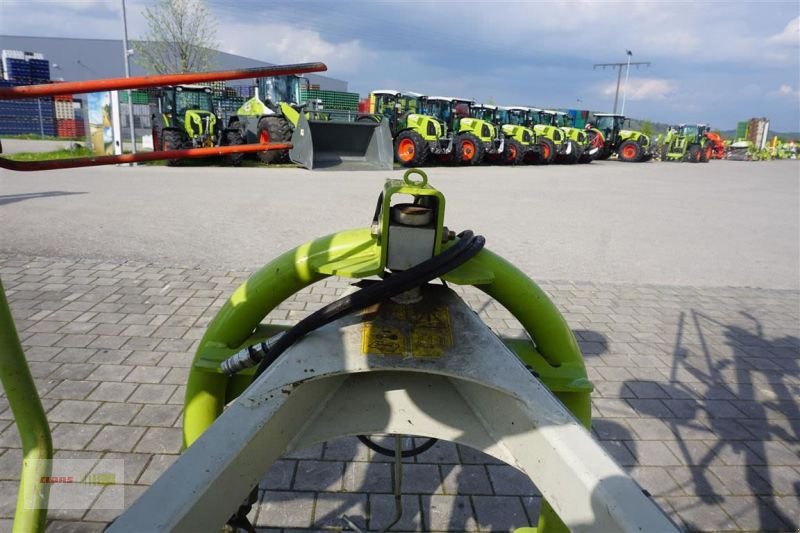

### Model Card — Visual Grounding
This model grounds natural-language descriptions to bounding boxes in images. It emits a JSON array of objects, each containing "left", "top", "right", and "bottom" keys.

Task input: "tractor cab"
[
  {"left": 472, "top": 104, "right": 500, "bottom": 126},
  {"left": 159, "top": 85, "right": 216, "bottom": 134},
  {"left": 369, "top": 90, "right": 424, "bottom": 133},
  {"left": 592, "top": 113, "right": 625, "bottom": 141},
  {"left": 553, "top": 111, "right": 572, "bottom": 128},
  {"left": 257, "top": 75, "right": 305, "bottom": 110},
  {"left": 501, "top": 106, "right": 531, "bottom": 127},
  {"left": 422, "top": 96, "right": 473, "bottom": 132}
]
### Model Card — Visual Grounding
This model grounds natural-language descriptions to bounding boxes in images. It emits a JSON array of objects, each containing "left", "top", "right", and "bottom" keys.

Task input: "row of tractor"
[
  {"left": 360, "top": 90, "right": 660, "bottom": 167},
  {"left": 151, "top": 74, "right": 788, "bottom": 170},
  {"left": 150, "top": 75, "right": 660, "bottom": 170}
]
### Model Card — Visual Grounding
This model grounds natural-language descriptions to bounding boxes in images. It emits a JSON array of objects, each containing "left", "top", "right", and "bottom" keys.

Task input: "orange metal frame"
[{"left": 0, "top": 62, "right": 327, "bottom": 171}]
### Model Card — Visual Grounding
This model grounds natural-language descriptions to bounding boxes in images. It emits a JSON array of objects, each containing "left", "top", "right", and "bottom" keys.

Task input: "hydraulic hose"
[{"left": 251, "top": 230, "right": 485, "bottom": 379}]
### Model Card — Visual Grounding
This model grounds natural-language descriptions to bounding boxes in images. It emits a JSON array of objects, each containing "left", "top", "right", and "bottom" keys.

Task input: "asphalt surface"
[{"left": 1, "top": 159, "right": 798, "bottom": 289}]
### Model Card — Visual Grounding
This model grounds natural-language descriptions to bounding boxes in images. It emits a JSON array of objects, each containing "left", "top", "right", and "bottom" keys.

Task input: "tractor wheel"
[
  {"left": 162, "top": 128, "right": 187, "bottom": 166},
  {"left": 256, "top": 116, "right": 291, "bottom": 164},
  {"left": 394, "top": 130, "right": 430, "bottom": 167},
  {"left": 221, "top": 121, "right": 245, "bottom": 166},
  {"left": 618, "top": 140, "right": 642, "bottom": 162},
  {"left": 558, "top": 140, "right": 580, "bottom": 164},
  {"left": 594, "top": 146, "right": 612, "bottom": 160},
  {"left": 455, "top": 132, "right": 484, "bottom": 165},
  {"left": 701, "top": 143, "right": 712, "bottom": 163},
  {"left": 687, "top": 144, "right": 702, "bottom": 163},
  {"left": 502, "top": 139, "right": 524, "bottom": 165},
  {"left": 535, "top": 138, "right": 556, "bottom": 164},
  {"left": 578, "top": 150, "right": 593, "bottom": 164}
]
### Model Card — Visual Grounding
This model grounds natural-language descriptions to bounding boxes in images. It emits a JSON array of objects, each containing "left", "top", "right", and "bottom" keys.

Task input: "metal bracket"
[{"left": 111, "top": 286, "right": 676, "bottom": 532}]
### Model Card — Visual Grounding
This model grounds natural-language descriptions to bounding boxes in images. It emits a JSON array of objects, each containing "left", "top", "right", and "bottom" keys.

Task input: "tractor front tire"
[
  {"left": 701, "top": 143, "right": 712, "bottom": 163},
  {"left": 394, "top": 130, "right": 430, "bottom": 167},
  {"left": 618, "top": 140, "right": 642, "bottom": 162},
  {"left": 535, "top": 138, "right": 556, "bottom": 164},
  {"left": 687, "top": 144, "right": 702, "bottom": 163},
  {"left": 455, "top": 132, "right": 484, "bottom": 165},
  {"left": 578, "top": 150, "right": 593, "bottom": 164},
  {"left": 256, "top": 116, "right": 291, "bottom": 164},
  {"left": 222, "top": 121, "right": 245, "bottom": 166},
  {"left": 503, "top": 139, "right": 524, "bottom": 165},
  {"left": 559, "top": 140, "right": 580, "bottom": 164},
  {"left": 162, "top": 128, "right": 186, "bottom": 166}
]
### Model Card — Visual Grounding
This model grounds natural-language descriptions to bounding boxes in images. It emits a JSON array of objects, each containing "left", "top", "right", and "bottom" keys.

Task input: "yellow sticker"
[{"left": 361, "top": 300, "right": 451, "bottom": 358}]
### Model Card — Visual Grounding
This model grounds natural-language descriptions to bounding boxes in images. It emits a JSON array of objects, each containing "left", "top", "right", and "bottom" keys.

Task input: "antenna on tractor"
[{"left": 593, "top": 52, "right": 650, "bottom": 114}]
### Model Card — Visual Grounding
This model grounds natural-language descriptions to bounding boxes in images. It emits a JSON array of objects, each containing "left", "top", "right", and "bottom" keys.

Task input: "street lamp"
[
  {"left": 621, "top": 50, "right": 632, "bottom": 115},
  {"left": 121, "top": 0, "right": 136, "bottom": 156}
]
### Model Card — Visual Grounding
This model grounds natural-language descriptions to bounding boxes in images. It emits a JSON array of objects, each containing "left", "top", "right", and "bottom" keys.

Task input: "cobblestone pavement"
[{"left": 0, "top": 255, "right": 798, "bottom": 532}]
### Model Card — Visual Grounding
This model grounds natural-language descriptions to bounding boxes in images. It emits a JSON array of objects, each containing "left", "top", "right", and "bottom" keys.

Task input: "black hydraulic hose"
[{"left": 252, "top": 230, "right": 485, "bottom": 380}]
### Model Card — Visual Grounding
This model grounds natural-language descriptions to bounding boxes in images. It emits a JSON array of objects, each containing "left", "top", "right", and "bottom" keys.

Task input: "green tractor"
[
  {"left": 423, "top": 96, "right": 503, "bottom": 165},
  {"left": 234, "top": 75, "right": 392, "bottom": 170},
  {"left": 550, "top": 110, "right": 597, "bottom": 164},
  {"left": 365, "top": 90, "right": 452, "bottom": 166},
  {"left": 153, "top": 85, "right": 244, "bottom": 166},
  {"left": 527, "top": 107, "right": 572, "bottom": 164},
  {"left": 588, "top": 113, "right": 654, "bottom": 162},
  {"left": 661, "top": 124, "right": 713, "bottom": 163},
  {"left": 496, "top": 106, "right": 542, "bottom": 164}
]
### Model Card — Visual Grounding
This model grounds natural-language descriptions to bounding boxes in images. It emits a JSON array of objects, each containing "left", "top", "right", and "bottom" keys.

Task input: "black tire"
[
  {"left": 162, "top": 128, "right": 186, "bottom": 166},
  {"left": 578, "top": 149, "right": 593, "bottom": 164},
  {"left": 558, "top": 140, "right": 580, "bottom": 164},
  {"left": 595, "top": 146, "right": 612, "bottom": 160},
  {"left": 700, "top": 142, "right": 712, "bottom": 163},
  {"left": 502, "top": 139, "right": 524, "bottom": 165},
  {"left": 454, "top": 132, "right": 484, "bottom": 165},
  {"left": 687, "top": 144, "right": 702, "bottom": 163},
  {"left": 256, "top": 116, "right": 291, "bottom": 164},
  {"left": 221, "top": 121, "right": 245, "bottom": 166},
  {"left": 394, "top": 129, "right": 430, "bottom": 167},
  {"left": 535, "top": 137, "right": 556, "bottom": 164},
  {"left": 618, "top": 140, "right": 642, "bottom": 162}
]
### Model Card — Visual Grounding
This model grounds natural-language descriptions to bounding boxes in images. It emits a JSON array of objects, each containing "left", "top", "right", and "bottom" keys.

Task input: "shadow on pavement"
[
  {"left": 0, "top": 191, "right": 86, "bottom": 206},
  {"left": 626, "top": 310, "right": 799, "bottom": 531}
]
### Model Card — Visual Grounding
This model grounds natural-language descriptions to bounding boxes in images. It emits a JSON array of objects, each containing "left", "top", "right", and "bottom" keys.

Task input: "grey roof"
[{"left": 0, "top": 35, "right": 348, "bottom": 91}]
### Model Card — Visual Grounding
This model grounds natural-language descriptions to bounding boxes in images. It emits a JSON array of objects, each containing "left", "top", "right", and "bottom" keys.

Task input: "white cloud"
[
  {"left": 214, "top": 20, "right": 375, "bottom": 75},
  {"left": 772, "top": 84, "right": 800, "bottom": 98},
  {"left": 768, "top": 16, "right": 800, "bottom": 46},
  {"left": 603, "top": 78, "right": 676, "bottom": 101}
]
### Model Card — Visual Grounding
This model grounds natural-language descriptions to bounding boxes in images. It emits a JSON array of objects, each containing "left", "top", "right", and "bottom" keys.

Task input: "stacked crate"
[
  {"left": 55, "top": 93, "right": 76, "bottom": 138},
  {"left": 300, "top": 88, "right": 359, "bottom": 111},
  {"left": 0, "top": 50, "right": 56, "bottom": 136}
]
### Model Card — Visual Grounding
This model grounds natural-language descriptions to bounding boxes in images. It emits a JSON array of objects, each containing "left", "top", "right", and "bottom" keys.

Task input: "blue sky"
[{"left": 1, "top": 0, "right": 798, "bottom": 131}]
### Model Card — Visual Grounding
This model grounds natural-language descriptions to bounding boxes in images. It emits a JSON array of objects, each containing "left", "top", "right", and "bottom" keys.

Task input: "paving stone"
[
  {"left": 50, "top": 423, "right": 102, "bottom": 451},
  {"left": 667, "top": 496, "right": 738, "bottom": 531},
  {"left": 133, "top": 427, "right": 182, "bottom": 454},
  {"left": 292, "top": 460, "right": 344, "bottom": 491},
  {"left": 131, "top": 404, "right": 182, "bottom": 427},
  {"left": 259, "top": 459, "right": 296, "bottom": 491},
  {"left": 87, "top": 425, "right": 146, "bottom": 452},
  {"left": 46, "top": 380, "right": 98, "bottom": 400},
  {"left": 422, "top": 494, "right": 479, "bottom": 531},
  {"left": 47, "top": 400, "right": 101, "bottom": 423},
  {"left": 255, "top": 490, "right": 314, "bottom": 528},
  {"left": 127, "top": 384, "right": 176, "bottom": 404},
  {"left": 369, "top": 494, "right": 423, "bottom": 531},
  {"left": 471, "top": 495, "right": 531, "bottom": 532},
  {"left": 342, "top": 461, "right": 392, "bottom": 493},
  {"left": 124, "top": 365, "right": 169, "bottom": 384},
  {"left": 401, "top": 463, "right": 444, "bottom": 494},
  {"left": 87, "top": 382, "right": 137, "bottom": 402},
  {"left": 102, "top": 451, "right": 150, "bottom": 484},
  {"left": 312, "top": 492, "right": 368, "bottom": 529},
  {"left": 441, "top": 465, "right": 493, "bottom": 495},
  {"left": 137, "top": 453, "right": 179, "bottom": 485}
]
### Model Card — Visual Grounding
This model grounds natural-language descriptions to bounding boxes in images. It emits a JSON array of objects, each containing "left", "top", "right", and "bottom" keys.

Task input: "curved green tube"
[{"left": 1, "top": 280, "right": 52, "bottom": 533}]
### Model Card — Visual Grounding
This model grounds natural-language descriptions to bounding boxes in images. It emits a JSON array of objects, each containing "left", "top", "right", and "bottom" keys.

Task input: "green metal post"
[{"left": 0, "top": 279, "right": 52, "bottom": 533}]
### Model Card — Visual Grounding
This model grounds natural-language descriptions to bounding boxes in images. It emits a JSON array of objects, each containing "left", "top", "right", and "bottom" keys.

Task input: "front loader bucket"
[{"left": 289, "top": 114, "right": 393, "bottom": 170}]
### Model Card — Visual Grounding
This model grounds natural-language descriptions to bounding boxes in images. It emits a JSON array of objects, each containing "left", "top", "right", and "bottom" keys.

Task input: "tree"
[{"left": 134, "top": 0, "right": 219, "bottom": 74}]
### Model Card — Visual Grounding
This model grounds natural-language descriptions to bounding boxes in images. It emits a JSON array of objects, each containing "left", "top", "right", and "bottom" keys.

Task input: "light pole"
[
  {"left": 620, "top": 50, "right": 632, "bottom": 116},
  {"left": 121, "top": 0, "right": 137, "bottom": 156},
  {"left": 593, "top": 54, "right": 650, "bottom": 114}
]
